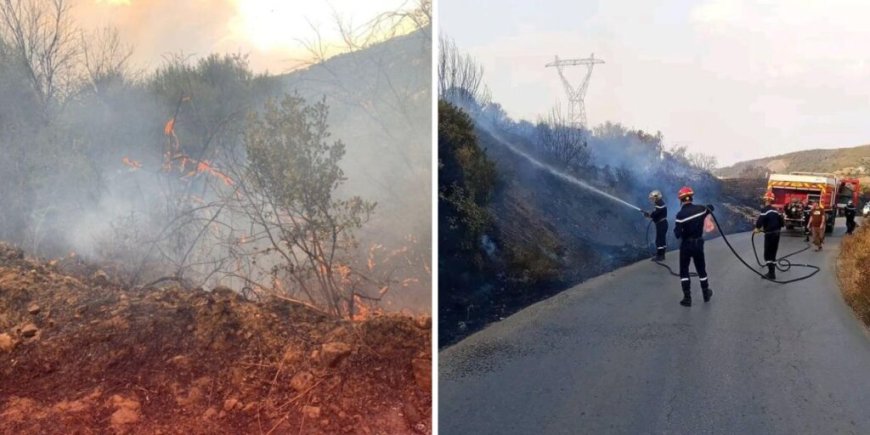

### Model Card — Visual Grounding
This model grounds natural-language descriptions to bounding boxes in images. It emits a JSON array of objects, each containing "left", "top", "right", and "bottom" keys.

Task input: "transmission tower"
[{"left": 545, "top": 53, "right": 605, "bottom": 127}]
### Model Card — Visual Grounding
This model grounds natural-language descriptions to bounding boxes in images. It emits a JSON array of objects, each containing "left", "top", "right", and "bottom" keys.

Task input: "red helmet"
[
  {"left": 677, "top": 186, "right": 694, "bottom": 200},
  {"left": 763, "top": 191, "right": 775, "bottom": 202}
]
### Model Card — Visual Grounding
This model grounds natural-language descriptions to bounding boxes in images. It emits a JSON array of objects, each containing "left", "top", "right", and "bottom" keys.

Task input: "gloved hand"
[
  {"left": 753, "top": 228, "right": 762, "bottom": 234},
  {"left": 642, "top": 211, "right": 651, "bottom": 218},
  {"left": 706, "top": 204, "right": 715, "bottom": 212}
]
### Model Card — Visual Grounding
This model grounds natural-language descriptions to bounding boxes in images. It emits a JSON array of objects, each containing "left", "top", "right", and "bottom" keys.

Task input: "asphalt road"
[{"left": 440, "top": 221, "right": 870, "bottom": 434}]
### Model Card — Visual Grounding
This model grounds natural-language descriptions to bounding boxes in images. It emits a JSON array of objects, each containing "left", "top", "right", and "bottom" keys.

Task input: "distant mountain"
[{"left": 716, "top": 144, "right": 870, "bottom": 180}]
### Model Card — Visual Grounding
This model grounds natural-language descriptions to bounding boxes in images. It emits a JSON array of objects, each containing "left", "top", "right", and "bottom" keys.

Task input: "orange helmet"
[
  {"left": 763, "top": 191, "right": 775, "bottom": 202},
  {"left": 677, "top": 186, "right": 694, "bottom": 200}
]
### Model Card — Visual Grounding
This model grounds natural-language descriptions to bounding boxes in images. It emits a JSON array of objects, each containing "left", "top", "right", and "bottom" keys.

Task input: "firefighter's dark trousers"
[
  {"left": 655, "top": 220, "right": 668, "bottom": 257},
  {"left": 764, "top": 232, "right": 780, "bottom": 275},
  {"left": 679, "top": 238, "right": 709, "bottom": 294},
  {"left": 846, "top": 218, "right": 856, "bottom": 234}
]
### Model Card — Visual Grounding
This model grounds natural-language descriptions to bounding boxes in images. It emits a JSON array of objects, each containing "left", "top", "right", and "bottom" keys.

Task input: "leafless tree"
[
  {"left": 0, "top": 0, "right": 79, "bottom": 112},
  {"left": 688, "top": 152, "right": 719, "bottom": 173},
  {"left": 535, "top": 104, "right": 589, "bottom": 169},
  {"left": 80, "top": 26, "right": 133, "bottom": 93},
  {"left": 438, "top": 35, "right": 488, "bottom": 105}
]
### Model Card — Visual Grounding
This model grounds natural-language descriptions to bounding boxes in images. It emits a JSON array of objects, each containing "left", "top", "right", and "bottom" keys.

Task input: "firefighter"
[
  {"left": 643, "top": 190, "right": 668, "bottom": 261},
  {"left": 755, "top": 191, "right": 784, "bottom": 280},
  {"left": 673, "top": 186, "right": 713, "bottom": 307},
  {"left": 786, "top": 197, "right": 803, "bottom": 223},
  {"left": 803, "top": 200, "right": 814, "bottom": 242},
  {"left": 844, "top": 200, "right": 857, "bottom": 235},
  {"left": 807, "top": 202, "right": 826, "bottom": 251}
]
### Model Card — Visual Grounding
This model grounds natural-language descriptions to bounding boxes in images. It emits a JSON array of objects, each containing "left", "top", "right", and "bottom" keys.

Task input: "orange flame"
[
  {"left": 163, "top": 118, "right": 175, "bottom": 136},
  {"left": 352, "top": 294, "right": 382, "bottom": 321},
  {"left": 121, "top": 157, "right": 142, "bottom": 170}
]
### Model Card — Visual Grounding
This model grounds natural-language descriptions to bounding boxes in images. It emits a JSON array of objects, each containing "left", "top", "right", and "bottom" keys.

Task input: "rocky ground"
[{"left": 0, "top": 243, "right": 431, "bottom": 434}]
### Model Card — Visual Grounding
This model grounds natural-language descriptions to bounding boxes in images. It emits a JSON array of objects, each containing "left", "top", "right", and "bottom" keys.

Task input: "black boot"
[
  {"left": 679, "top": 290, "right": 692, "bottom": 307},
  {"left": 702, "top": 287, "right": 712, "bottom": 302},
  {"left": 768, "top": 264, "right": 776, "bottom": 280}
]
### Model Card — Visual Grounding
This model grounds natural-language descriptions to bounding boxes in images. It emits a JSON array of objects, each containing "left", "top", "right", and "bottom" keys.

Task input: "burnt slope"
[{"left": 0, "top": 244, "right": 431, "bottom": 434}]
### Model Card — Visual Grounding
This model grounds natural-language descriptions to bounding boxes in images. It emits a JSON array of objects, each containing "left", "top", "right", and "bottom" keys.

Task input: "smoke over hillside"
[
  {"left": 0, "top": 0, "right": 431, "bottom": 316},
  {"left": 439, "top": 94, "right": 752, "bottom": 346}
]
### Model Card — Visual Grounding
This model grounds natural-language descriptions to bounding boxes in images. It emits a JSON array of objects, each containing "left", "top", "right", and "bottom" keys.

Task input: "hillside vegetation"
[
  {"left": 716, "top": 144, "right": 870, "bottom": 183},
  {"left": 838, "top": 220, "right": 870, "bottom": 327},
  {"left": 438, "top": 97, "right": 755, "bottom": 347}
]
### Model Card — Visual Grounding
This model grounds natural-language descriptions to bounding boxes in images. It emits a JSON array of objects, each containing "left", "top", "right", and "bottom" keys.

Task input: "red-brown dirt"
[{"left": 0, "top": 243, "right": 431, "bottom": 434}]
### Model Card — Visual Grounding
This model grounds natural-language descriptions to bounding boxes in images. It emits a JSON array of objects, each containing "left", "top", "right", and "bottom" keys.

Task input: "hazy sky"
[
  {"left": 441, "top": 0, "right": 870, "bottom": 166},
  {"left": 76, "top": 0, "right": 415, "bottom": 74}
]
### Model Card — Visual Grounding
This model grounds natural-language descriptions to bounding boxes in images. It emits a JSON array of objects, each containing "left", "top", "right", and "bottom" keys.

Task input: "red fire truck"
[{"left": 766, "top": 172, "right": 860, "bottom": 234}]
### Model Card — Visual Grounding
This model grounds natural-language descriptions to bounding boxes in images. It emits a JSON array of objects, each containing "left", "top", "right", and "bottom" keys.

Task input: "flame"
[
  {"left": 198, "top": 161, "right": 235, "bottom": 186},
  {"left": 179, "top": 159, "right": 235, "bottom": 186},
  {"left": 121, "top": 157, "right": 142, "bottom": 170},
  {"left": 163, "top": 118, "right": 175, "bottom": 136},
  {"left": 351, "top": 294, "right": 382, "bottom": 321}
]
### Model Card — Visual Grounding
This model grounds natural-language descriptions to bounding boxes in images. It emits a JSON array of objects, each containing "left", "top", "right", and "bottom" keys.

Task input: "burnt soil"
[{"left": 0, "top": 243, "right": 431, "bottom": 434}]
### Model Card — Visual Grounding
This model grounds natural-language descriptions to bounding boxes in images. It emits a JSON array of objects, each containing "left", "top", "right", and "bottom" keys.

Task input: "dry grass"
[{"left": 838, "top": 220, "right": 870, "bottom": 326}]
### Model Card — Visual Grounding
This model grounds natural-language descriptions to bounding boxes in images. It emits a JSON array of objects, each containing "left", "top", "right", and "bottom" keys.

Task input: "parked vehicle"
[{"left": 766, "top": 172, "right": 860, "bottom": 234}]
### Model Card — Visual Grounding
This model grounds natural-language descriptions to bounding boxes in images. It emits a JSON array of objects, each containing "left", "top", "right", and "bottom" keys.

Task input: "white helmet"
[{"left": 648, "top": 190, "right": 662, "bottom": 200}]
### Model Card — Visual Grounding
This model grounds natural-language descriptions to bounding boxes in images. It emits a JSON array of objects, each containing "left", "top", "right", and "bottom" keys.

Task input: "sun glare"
[
  {"left": 96, "top": 0, "right": 131, "bottom": 5},
  {"left": 229, "top": 0, "right": 415, "bottom": 54}
]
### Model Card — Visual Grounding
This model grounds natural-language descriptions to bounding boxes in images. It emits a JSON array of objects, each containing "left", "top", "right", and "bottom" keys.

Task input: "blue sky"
[{"left": 441, "top": 0, "right": 870, "bottom": 166}]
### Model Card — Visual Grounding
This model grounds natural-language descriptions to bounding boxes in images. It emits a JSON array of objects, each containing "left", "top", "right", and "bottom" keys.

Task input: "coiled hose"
[{"left": 646, "top": 210, "right": 820, "bottom": 284}]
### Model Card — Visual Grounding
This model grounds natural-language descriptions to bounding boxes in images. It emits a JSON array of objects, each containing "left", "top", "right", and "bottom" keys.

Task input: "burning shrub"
[{"left": 233, "top": 94, "right": 375, "bottom": 318}]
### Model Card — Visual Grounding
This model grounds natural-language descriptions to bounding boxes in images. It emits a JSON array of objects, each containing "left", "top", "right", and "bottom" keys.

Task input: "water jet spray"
[{"left": 478, "top": 124, "right": 643, "bottom": 212}]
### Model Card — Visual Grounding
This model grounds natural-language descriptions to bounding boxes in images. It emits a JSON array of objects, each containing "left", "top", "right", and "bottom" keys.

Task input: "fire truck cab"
[{"left": 766, "top": 172, "right": 860, "bottom": 234}]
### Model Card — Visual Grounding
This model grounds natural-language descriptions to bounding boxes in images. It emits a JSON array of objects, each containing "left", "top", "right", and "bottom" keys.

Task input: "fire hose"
[{"left": 645, "top": 209, "right": 820, "bottom": 284}]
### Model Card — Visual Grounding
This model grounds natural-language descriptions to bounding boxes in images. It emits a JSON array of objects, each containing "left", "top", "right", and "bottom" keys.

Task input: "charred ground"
[
  {"left": 439, "top": 101, "right": 757, "bottom": 347},
  {"left": 0, "top": 243, "right": 431, "bottom": 434}
]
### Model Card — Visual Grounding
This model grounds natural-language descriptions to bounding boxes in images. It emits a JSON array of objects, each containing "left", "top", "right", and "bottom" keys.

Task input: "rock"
[
  {"left": 0, "top": 333, "right": 15, "bottom": 352},
  {"left": 302, "top": 405, "right": 321, "bottom": 419},
  {"left": 223, "top": 398, "right": 241, "bottom": 412},
  {"left": 290, "top": 370, "right": 314, "bottom": 392},
  {"left": 177, "top": 386, "right": 204, "bottom": 407},
  {"left": 320, "top": 342, "right": 352, "bottom": 367},
  {"left": 54, "top": 399, "right": 90, "bottom": 413},
  {"left": 283, "top": 347, "right": 302, "bottom": 364},
  {"left": 202, "top": 407, "right": 218, "bottom": 420},
  {"left": 168, "top": 355, "right": 192, "bottom": 369},
  {"left": 92, "top": 270, "right": 109, "bottom": 286},
  {"left": 403, "top": 402, "right": 422, "bottom": 425},
  {"left": 27, "top": 304, "right": 40, "bottom": 315},
  {"left": 109, "top": 395, "right": 141, "bottom": 427},
  {"left": 212, "top": 286, "right": 235, "bottom": 298},
  {"left": 411, "top": 357, "right": 430, "bottom": 390},
  {"left": 20, "top": 323, "right": 38, "bottom": 338},
  {"left": 111, "top": 407, "right": 140, "bottom": 426},
  {"left": 415, "top": 316, "right": 431, "bottom": 330}
]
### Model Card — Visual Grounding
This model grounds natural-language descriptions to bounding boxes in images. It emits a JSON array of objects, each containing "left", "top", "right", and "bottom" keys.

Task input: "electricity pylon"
[{"left": 545, "top": 53, "right": 604, "bottom": 127}]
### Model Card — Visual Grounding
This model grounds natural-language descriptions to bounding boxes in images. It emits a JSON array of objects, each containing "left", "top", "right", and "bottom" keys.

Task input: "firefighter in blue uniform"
[
  {"left": 643, "top": 190, "right": 668, "bottom": 261},
  {"left": 673, "top": 186, "right": 713, "bottom": 307},
  {"left": 844, "top": 200, "right": 857, "bottom": 235},
  {"left": 755, "top": 191, "right": 784, "bottom": 280}
]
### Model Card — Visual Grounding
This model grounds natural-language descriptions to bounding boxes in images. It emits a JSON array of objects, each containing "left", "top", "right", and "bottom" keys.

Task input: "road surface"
[{"left": 440, "top": 222, "right": 870, "bottom": 434}]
